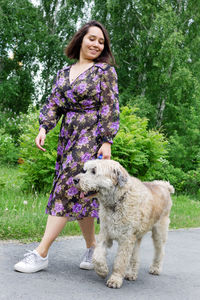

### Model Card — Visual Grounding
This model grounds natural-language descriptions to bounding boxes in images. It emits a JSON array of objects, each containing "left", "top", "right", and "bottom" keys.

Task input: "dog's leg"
[
  {"left": 93, "top": 232, "right": 110, "bottom": 279},
  {"left": 149, "top": 216, "right": 170, "bottom": 275},
  {"left": 106, "top": 236, "right": 136, "bottom": 288},
  {"left": 125, "top": 238, "right": 142, "bottom": 281}
]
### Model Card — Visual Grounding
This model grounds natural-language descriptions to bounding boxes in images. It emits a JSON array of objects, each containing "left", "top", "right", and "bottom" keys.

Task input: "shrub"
[
  {"left": 182, "top": 169, "right": 200, "bottom": 196},
  {"left": 112, "top": 106, "right": 168, "bottom": 178},
  {"left": 19, "top": 105, "right": 169, "bottom": 192},
  {"left": 143, "top": 159, "right": 187, "bottom": 193},
  {"left": 0, "top": 128, "right": 19, "bottom": 164},
  {"left": 168, "top": 132, "right": 200, "bottom": 172},
  {"left": 144, "top": 159, "right": 200, "bottom": 195},
  {"left": 0, "top": 107, "right": 27, "bottom": 145},
  {"left": 19, "top": 107, "right": 60, "bottom": 192}
]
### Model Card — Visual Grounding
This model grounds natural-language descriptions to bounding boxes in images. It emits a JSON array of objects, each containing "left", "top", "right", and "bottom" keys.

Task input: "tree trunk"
[{"left": 156, "top": 98, "right": 166, "bottom": 128}]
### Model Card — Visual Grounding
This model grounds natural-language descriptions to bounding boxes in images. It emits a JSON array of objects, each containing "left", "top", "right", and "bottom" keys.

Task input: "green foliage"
[
  {"left": 166, "top": 91, "right": 200, "bottom": 172},
  {"left": 36, "top": 0, "right": 86, "bottom": 103},
  {"left": 2, "top": 0, "right": 200, "bottom": 196},
  {"left": 112, "top": 106, "right": 168, "bottom": 177},
  {"left": 0, "top": 128, "right": 19, "bottom": 164},
  {"left": 0, "top": 164, "right": 87, "bottom": 241},
  {"left": 19, "top": 105, "right": 200, "bottom": 195},
  {"left": 91, "top": 0, "right": 200, "bottom": 196},
  {"left": 0, "top": 0, "right": 85, "bottom": 110},
  {"left": 144, "top": 160, "right": 200, "bottom": 195},
  {"left": 1, "top": 164, "right": 200, "bottom": 242},
  {"left": 170, "top": 194, "right": 200, "bottom": 229},
  {"left": 19, "top": 107, "right": 60, "bottom": 192},
  {"left": 143, "top": 160, "right": 187, "bottom": 193},
  {"left": 0, "top": 0, "right": 42, "bottom": 113},
  {"left": 111, "top": 106, "right": 200, "bottom": 195},
  {"left": 0, "top": 107, "right": 27, "bottom": 145},
  {"left": 91, "top": 0, "right": 200, "bottom": 134},
  {"left": 168, "top": 132, "right": 200, "bottom": 172},
  {"left": 183, "top": 169, "right": 200, "bottom": 196},
  {"left": 19, "top": 106, "right": 168, "bottom": 191}
]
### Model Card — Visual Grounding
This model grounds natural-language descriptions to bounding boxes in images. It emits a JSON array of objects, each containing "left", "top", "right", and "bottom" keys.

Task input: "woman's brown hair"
[{"left": 65, "top": 20, "right": 115, "bottom": 65}]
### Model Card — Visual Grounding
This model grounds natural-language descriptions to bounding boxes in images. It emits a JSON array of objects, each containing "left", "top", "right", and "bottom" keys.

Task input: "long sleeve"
[
  {"left": 98, "top": 65, "right": 120, "bottom": 144},
  {"left": 39, "top": 70, "right": 66, "bottom": 134}
]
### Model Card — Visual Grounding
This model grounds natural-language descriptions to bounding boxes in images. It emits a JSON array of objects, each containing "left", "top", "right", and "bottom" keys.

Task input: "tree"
[
  {"left": 0, "top": 0, "right": 44, "bottom": 113},
  {"left": 0, "top": 0, "right": 87, "bottom": 111},
  {"left": 90, "top": 0, "right": 200, "bottom": 173},
  {"left": 36, "top": 0, "right": 86, "bottom": 103}
]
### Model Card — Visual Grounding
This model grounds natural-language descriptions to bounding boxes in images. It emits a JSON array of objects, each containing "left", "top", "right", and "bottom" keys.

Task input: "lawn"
[
  {"left": 0, "top": 164, "right": 200, "bottom": 242},
  {"left": 0, "top": 164, "right": 99, "bottom": 242}
]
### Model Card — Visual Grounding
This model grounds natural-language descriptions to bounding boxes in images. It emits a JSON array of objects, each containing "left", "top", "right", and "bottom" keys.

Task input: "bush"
[
  {"left": 182, "top": 169, "right": 200, "bottom": 196},
  {"left": 112, "top": 106, "right": 168, "bottom": 178},
  {"left": 0, "top": 107, "right": 27, "bottom": 145},
  {"left": 168, "top": 132, "right": 200, "bottom": 172},
  {"left": 0, "top": 128, "right": 19, "bottom": 164},
  {"left": 19, "top": 107, "right": 60, "bottom": 192},
  {"left": 143, "top": 159, "right": 187, "bottom": 192},
  {"left": 144, "top": 159, "right": 200, "bottom": 195},
  {"left": 111, "top": 106, "right": 200, "bottom": 195},
  {"left": 4, "top": 103, "right": 200, "bottom": 195},
  {"left": 19, "top": 106, "right": 169, "bottom": 191}
]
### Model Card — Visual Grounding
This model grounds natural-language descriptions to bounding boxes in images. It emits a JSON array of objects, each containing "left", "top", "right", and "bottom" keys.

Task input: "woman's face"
[{"left": 80, "top": 26, "right": 105, "bottom": 61}]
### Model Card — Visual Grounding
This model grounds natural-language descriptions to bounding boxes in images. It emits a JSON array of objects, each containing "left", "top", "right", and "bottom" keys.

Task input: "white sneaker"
[
  {"left": 14, "top": 250, "right": 48, "bottom": 273},
  {"left": 79, "top": 246, "right": 95, "bottom": 270}
]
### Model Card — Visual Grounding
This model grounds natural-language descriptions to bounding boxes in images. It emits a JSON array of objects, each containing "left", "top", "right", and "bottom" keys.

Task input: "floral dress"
[{"left": 39, "top": 62, "right": 120, "bottom": 220}]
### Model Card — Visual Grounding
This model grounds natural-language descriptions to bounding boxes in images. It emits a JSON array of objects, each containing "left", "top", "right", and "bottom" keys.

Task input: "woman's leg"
[
  {"left": 78, "top": 216, "right": 96, "bottom": 248},
  {"left": 36, "top": 215, "right": 68, "bottom": 257},
  {"left": 14, "top": 215, "right": 68, "bottom": 273}
]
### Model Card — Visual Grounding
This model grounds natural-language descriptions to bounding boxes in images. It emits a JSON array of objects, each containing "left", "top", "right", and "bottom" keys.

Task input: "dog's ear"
[{"left": 113, "top": 167, "right": 128, "bottom": 187}]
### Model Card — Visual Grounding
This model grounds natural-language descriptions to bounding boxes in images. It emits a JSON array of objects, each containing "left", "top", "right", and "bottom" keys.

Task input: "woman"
[{"left": 14, "top": 20, "right": 120, "bottom": 273}]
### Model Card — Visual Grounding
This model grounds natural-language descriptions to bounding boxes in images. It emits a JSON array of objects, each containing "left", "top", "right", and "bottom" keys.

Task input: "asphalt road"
[{"left": 0, "top": 228, "right": 200, "bottom": 300}]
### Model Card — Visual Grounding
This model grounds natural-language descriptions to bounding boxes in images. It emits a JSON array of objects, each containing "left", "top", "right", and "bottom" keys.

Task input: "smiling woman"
[
  {"left": 79, "top": 26, "right": 105, "bottom": 59},
  {"left": 69, "top": 26, "right": 105, "bottom": 84},
  {"left": 14, "top": 20, "right": 120, "bottom": 274},
  {"left": 65, "top": 20, "right": 115, "bottom": 64}
]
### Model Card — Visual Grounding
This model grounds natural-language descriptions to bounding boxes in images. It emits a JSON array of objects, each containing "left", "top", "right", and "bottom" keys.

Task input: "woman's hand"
[
  {"left": 35, "top": 128, "right": 46, "bottom": 152},
  {"left": 97, "top": 142, "right": 111, "bottom": 159}
]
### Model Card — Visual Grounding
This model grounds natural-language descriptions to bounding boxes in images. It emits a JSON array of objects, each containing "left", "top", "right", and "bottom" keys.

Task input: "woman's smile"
[{"left": 80, "top": 26, "right": 105, "bottom": 61}]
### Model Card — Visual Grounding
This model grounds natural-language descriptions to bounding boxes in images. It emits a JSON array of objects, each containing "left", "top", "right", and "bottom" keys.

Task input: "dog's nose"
[{"left": 73, "top": 178, "right": 80, "bottom": 185}]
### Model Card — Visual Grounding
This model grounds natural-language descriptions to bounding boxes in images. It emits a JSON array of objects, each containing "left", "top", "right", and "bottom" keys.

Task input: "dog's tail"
[{"left": 152, "top": 181, "right": 175, "bottom": 194}]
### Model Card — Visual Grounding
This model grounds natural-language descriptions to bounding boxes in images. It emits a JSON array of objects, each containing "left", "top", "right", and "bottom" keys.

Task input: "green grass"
[
  {"left": 170, "top": 194, "right": 200, "bottom": 229},
  {"left": 0, "top": 164, "right": 200, "bottom": 242},
  {"left": 0, "top": 164, "right": 99, "bottom": 242}
]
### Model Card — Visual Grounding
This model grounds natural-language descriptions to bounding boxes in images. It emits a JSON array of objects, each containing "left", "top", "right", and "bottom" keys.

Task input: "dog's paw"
[
  {"left": 125, "top": 272, "right": 137, "bottom": 281},
  {"left": 106, "top": 275, "right": 123, "bottom": 289},
  {"left": 149, "top": 265, "right": 161, "bottom": 275},
  {"left": 94, "top": 266, "right": 109, "bottom": 279},
  {"left": 93, "top": 260, "right": 109, "bottom": 279}
]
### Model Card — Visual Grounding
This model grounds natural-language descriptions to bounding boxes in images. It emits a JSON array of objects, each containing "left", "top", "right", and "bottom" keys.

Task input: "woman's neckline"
[{"left": 69, "top": 62, "right": 95, "bottom": 86}]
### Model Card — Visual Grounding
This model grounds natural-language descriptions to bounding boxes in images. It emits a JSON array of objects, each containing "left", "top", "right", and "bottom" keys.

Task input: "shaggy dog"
[{"left": 74, "top": 159, "right": 174, "bottom": 289}]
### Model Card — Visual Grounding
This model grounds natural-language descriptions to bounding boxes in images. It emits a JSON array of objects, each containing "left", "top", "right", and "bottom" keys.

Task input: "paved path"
[{"left": 0, "top": 228, "right": 200, "bottom": 300}]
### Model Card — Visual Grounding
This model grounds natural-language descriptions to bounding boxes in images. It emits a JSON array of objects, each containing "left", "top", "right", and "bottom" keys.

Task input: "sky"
[{"left": 30, "top": 0, "right": 40, "bottom": 6}]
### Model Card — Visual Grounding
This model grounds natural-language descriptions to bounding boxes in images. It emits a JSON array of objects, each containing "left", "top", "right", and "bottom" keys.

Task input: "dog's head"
[{"left": 74, "top": 159, "right": 128, "bottom": 207}]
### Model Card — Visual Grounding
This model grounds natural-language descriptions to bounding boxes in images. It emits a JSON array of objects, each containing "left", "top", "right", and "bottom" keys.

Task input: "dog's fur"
[{"left": 74, "top": 159, "right": 174, "bottom": 288}]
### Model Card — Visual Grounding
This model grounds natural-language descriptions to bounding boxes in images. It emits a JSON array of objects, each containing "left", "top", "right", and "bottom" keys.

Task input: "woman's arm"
[
  {"left": 97, "top": 65, "right": 120, "bottom": 159},
  {"left": 37, "top": 70, "right": 66, "bottom": 151},
  {"left": 39, "top": 70, "right": 65, "bottom": 134},
  {"left": 35, "top": 127, "right": 46, "bottom": 152}
]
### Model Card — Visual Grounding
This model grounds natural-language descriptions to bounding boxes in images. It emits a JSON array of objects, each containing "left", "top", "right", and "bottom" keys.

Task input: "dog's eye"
[
  {"left": 91, "top": 168, "right": 96, "bottom": 175},
  {"left": 81, "top": 169, "right": 86, "bottom": 173}
]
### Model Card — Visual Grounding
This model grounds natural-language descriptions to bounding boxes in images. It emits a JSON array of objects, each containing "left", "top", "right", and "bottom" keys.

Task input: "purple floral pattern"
[{"left": 39, "top": 63, "right": 120, "bottom": 219}]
